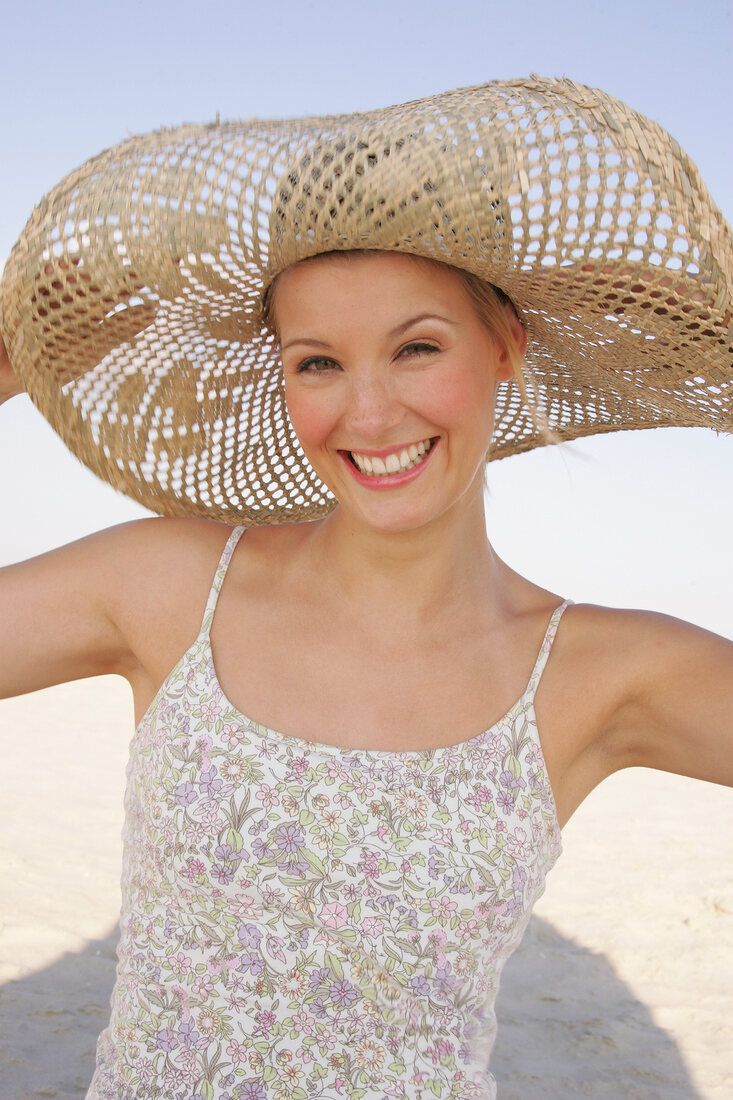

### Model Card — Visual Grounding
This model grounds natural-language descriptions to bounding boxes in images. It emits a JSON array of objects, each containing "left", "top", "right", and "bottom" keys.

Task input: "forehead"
[
  {"left": 271, "top": 252, "right": 471, "bottom": 327},
  {"left": 278, "top": 250, "right": 459, "bottom": 285}
]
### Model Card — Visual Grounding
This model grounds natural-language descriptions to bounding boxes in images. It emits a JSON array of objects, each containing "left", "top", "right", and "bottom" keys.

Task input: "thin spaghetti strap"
[
  {"left": 198, "top": 526, "right": 247, "bottom": 637},
  {"left": 524, "top": 599, "right": 573, "bottom": 699}
]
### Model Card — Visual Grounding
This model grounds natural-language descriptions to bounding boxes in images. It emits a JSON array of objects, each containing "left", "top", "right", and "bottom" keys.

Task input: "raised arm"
[
  {"left": 537, "top": 604, "right": 733, "bottom": 826},
  {"left": 0, "top": 509, "right": 232, "bottom": 710},
  {"left": 0, "top": 302, "right": 235, "bottom": 705},
  {"left": 0, "top": 526, "right": 143, "bottom": 698},
  {"left": 0, "top": 329, "right": 136, "bottom": 697},
  {"left": 0, "top": 332, "right": 24, "bottom": 404},
  {"left": 560, "top": 607, "right": 733, "bottom": 795},
  {"left": 615, "top": 611, "right": 733, "bottom": 789}
]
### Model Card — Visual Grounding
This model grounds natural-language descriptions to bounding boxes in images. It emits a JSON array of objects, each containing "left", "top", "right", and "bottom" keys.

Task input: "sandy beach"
[{"left": 0, "top": 675, "right": 731, "bottom": 1100}]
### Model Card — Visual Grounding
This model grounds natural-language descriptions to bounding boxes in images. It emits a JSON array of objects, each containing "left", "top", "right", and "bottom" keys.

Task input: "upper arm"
[
  {"left": 609, "top": 612, "right": 733, "bottom": 788},
  {"left": 0, "top": 527, "right": 136, "bottom": 698},
  {"left": 537, "top": 605, "right": 733, "bottom": 826},
  {"left": 0, "top": 517, "right": 230, "bottom": 700}
]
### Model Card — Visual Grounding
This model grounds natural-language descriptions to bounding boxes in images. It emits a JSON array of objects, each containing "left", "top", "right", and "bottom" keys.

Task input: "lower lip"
[{"left": 338, "top": 441, "right": 439, "bottom": 489}]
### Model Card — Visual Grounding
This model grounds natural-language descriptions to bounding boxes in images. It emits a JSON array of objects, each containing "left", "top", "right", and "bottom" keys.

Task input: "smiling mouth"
[{"left": 345, "top": 438, "right": 437, "bottom": 477}]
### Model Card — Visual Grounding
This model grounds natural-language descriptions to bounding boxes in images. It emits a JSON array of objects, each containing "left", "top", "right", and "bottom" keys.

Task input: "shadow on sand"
[{"left": 0, "top": 916, "right": 699, "bottom": 1100}]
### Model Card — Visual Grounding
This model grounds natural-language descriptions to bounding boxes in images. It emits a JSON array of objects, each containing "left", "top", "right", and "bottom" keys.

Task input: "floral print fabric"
[{"left": 87, "top": 527, "right": 565, "bottom": 1100}]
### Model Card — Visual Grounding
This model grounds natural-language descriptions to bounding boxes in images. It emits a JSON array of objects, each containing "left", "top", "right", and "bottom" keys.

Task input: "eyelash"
[
  {"left": 401, "top": 341, "right": 439, "bottom": 357},
  {"left": 295, "top": 342, "right": 438, "bottom": 374},
  {"left": 296, "top": 356, "right": 337, "bottom": 374}
]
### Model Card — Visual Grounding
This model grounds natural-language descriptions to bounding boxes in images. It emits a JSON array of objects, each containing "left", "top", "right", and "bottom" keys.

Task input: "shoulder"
[
  {"left": 92, "top": 515, "right": 303, "bottom": 608},
  {"left": 89, "top": 514, "right": 234, "bottom": 559},
  {"left": 82, "top": 514, "right": 300, "bottom": 582},
  {"left": 535, "top": 602, "right": 733, "bottom": 822},
  {"left": 555, "top": 601, "right": 729, "bottom": 680},
  {"left": 93, "top": 513, "right": 316, "bottom": 587},
  {"left": 547, "top": 602, "right": 718, "bottom": 704},
  {"left": 96, "top": 515, "right": 310, "bottom": 641},
  {"left": 61, "top": 516, "right": 226, "bottom": 640},
  {"left": 543, "top": 600, "right": 732, "bottom": 759},
  {"left": 84, "top": 517, "right": 298, "bottom": 694},
  {"left": 0, "top": 516, "right": 250, "bottom": 699},
  {"left": 65, "top": 516, "right": 231, "bottom": 606}
]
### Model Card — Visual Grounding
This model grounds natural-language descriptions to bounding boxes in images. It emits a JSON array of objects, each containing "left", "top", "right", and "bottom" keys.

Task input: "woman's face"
[{"left": 274, "top": 252, "right": 516, "bottom": 535}]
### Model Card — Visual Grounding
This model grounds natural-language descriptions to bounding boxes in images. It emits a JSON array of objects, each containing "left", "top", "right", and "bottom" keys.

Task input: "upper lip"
[{"left": 339, "top": 437, "right": 437, "bottom": 458}]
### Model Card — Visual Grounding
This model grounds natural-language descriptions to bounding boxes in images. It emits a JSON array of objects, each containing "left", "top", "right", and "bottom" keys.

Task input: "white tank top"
[{"left": 88, "top": 526, "right": 566, "bottom": 1100}]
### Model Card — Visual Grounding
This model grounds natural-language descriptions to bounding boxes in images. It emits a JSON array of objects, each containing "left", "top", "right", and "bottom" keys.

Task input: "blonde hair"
[{"left": 449, "top": 267, "right": 530, "bottom": 407}]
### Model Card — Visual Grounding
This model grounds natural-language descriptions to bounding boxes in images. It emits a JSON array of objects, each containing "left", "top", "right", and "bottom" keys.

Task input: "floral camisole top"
[{"left": 87, "top": 526, "right": 566, "bottom": 1100}]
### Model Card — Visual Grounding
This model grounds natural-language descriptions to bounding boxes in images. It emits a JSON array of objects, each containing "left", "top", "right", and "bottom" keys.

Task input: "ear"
[{"left": 494, "top": 308, "right": 528, "bottom": 383}]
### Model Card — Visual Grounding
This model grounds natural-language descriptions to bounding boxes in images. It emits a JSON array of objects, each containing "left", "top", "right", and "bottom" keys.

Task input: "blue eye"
[{"left": 297, "top": 356, "right": 339, "bottom": 373}]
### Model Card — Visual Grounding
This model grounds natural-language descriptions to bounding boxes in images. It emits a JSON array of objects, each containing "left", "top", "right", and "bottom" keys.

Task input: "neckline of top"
[
  {"left": 202, "top": 598, "right": 572, "bottom": 763},
  {"left": 176, "top": 524, "right": 570, "bottom": 771}
]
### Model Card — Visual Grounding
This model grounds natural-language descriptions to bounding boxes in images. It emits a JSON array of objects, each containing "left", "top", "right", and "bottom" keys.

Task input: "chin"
[{"left": 341, "top": 494, "right": 462, "bottom": 536}]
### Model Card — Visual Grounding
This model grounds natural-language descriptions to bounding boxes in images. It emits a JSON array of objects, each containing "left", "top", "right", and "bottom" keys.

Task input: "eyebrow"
[{"left": 280, "top": 312, "right": 458, "bottom": 352}]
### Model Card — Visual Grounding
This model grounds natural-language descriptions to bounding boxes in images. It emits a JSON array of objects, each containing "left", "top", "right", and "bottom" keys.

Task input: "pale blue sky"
[{"left": 1, "top": 0, "right": 732, "bottom": 633}]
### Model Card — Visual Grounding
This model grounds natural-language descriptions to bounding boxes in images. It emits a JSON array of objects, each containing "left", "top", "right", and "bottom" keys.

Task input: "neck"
[{"left": 298, "top": 481, "right": 507, "bottom": 624}]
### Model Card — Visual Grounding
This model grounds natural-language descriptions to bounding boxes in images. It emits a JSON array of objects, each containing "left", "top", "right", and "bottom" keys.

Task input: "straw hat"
[{"left": 1, "top": 76, "right": 731, "bottom": 523}]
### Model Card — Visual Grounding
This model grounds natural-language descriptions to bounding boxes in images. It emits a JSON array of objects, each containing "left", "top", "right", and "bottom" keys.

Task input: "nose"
[{"left": 345, "top": 366, "right": 403, "bottom": 440}]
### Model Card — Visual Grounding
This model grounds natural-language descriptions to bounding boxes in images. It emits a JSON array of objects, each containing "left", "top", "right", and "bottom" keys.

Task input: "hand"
[{"left": 0, "top": 331, "right": 24, "bottom": 404}]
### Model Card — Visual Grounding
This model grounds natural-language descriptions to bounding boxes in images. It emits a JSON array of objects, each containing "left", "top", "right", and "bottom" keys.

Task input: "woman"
[{"left": 0, "top": 78, "right": 731, "bottom": 1098}]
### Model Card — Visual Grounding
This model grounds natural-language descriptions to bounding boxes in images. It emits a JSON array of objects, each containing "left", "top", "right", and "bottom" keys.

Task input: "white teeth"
[{"left": 350, "top": 438, "right": 434, "bottom": 478}]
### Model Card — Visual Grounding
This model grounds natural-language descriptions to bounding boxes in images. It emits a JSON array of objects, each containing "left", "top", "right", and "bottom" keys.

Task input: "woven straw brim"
[{"left": 1, "top": 75, "right": 731, "bottom": 524}]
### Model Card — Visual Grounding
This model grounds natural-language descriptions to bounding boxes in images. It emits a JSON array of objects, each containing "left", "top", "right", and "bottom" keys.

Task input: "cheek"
[
  {"left": 418, "top": 366, "right": 496, "bottom": 433},
  {"left": 285, "top": 385, "right": 339, "bottom": 453}
]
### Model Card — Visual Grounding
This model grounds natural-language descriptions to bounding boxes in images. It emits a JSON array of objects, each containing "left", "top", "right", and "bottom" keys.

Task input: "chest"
[{"left": 208, "top": 599, "right": 542, "bottom": 752}]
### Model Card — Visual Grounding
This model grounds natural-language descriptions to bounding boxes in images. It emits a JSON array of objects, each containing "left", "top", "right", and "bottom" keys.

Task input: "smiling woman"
[
  {"left": 272, "top": 252, "right": 521, "bottom": 534},
  {"left": 0, "top": 76, "right": 732, "bottom": 1100}
]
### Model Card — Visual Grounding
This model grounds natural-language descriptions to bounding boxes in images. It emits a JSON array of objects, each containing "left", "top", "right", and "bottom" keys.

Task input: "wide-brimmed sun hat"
[{"left": 1, "top": 75, "right": 731, "bottom": 523}]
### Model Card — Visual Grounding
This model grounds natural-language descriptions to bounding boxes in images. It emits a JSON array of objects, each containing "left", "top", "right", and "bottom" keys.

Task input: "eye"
[
  {"left": 296, "top": 355, "right": 340, "bottom": 374},
  {"left": 398, "top": 341, "right": 439, "bottom": 358}
]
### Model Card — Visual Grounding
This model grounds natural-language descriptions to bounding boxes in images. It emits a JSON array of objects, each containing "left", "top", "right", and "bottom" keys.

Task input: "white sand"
[{"left": 0, "top": 676, "right": 731, "bottom": 1099}]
